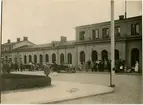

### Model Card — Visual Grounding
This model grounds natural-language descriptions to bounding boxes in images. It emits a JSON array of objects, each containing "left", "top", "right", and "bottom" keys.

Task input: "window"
[
  {"left": 95, "top": 29, "right": 99, "bottom": 39},
  {"left": 52, "top": 53, "right": 56, "bottom": 63},
  {"left": 68, "top": 53, "right": 72, "bottom": 64},
  {"left": 60, "top": 53, "right": 64, "bottom": 64},
  {"left": 92, "top": 29, "right": 99, "bottom": 40},
  {"left": 45, "top": 54, "right": 49, "bottom": 62},
  {"left": 24, "top": 55, "right": 27, "bottom": 64},
  {"left": 115, "top": 26, "right": 121, "bottom": 37},
  {"left": 131, "top": 23, "right": 140, "bottom": 35},
  {"left": 29, "top": 55, "right": 32, "bottom": 63},
  {"left": 102, "top": 28, "right": 109, "bottom": 38},
  {"left": 39, "top": 54, "right": 43, "bottom": 63},
  {"left": 34, "top": 55, "right": 37, "bottom": 63},
  {"left": 79, "top": 31, "right": 85, "bottom": 40}
]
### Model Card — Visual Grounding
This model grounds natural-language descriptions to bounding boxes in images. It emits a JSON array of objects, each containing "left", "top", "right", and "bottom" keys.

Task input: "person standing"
[
  {"left": 43, "top": 63, "right": 50, "bottom": 76},
  {"left": 78, "top": 62, "right": 82, "bottom": 71},
  {"left": 91, "top": 61, "right": 94, "bottom": 72},
  {"left": 135, "top": 61, "right": 139, "bottom": 73},
  {"left": 93, "top": 61, "right": 97, "bottom": 72}
]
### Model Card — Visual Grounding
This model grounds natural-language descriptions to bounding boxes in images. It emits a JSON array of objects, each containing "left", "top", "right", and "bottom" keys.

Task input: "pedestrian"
[
  {"left": 101, "top": 61, "right": 104, "bottom": 72},
  {"left": 107, "top": 60, "right": 111, "bottom": 72},
  {"left": 43, "top": 63, "right": 50, "bottom": 76},
  {"left": 7, "top": 61, "right": 11, "bottom": 73},
  {"left": 91, "top": 61, "right": 94, "bottom": 72},
  {"left": 134, "top": 61, "right": 139, "bottom": 73},
  {"left": 85, "top": 62, "right": 88, "bottom": 72},
  {"left": 93, "top": 61, "right": 97, "bottom": 72},
  {"left": 78, "top": 62, "right": 82, "bottom": 71}
]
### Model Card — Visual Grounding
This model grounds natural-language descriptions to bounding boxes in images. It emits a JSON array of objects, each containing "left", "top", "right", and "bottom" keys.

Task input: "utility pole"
[
  {"left": 110, "top": 0, "right": 115, "bottom": 87},
  {"left": 0, "top": 1, "right": 3, "bottom": 103}
]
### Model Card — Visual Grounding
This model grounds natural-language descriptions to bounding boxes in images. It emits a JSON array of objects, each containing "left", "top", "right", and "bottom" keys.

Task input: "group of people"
[
  {"left": 78, "top": 60, "right": 111, "bottom": 72},
  {"left": 77, "top": 59, "right": 139, "bottom": 73},
  {"left": 1, "top": 58, "right": 140, "bottom": 74}
]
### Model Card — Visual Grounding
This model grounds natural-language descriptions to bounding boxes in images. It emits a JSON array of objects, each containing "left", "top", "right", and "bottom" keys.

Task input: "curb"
[{"left": 42, "top": 88, "right": 115, "bottom": 104}]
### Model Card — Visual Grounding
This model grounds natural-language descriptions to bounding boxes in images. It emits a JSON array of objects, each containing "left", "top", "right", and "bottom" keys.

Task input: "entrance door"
[
  {"left": 131, "top": 48, "right": 139, "bottom": 66},
  {"left": 80, "top": 51, "right": 85, "bottom": 64},
  {"left": 101, "top": 50, "right": 108, "bottom": 61},
  {"left": 92, "top": 50, "right": 98, "bottom": 62}
]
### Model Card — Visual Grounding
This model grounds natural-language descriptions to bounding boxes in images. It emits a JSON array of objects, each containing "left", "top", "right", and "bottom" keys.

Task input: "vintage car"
[{"left": 49, "top": 64, "right": 76, "bottom": 73}]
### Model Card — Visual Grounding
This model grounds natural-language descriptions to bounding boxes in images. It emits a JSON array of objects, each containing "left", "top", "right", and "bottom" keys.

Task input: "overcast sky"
[{"left": 1, "top": 0, "right": 142, "bottom": 44}]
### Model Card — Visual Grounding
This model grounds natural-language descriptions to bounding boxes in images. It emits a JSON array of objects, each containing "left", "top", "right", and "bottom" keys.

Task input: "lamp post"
[{"left": 110, "top": 0, "right": 115, "bottom": 87}]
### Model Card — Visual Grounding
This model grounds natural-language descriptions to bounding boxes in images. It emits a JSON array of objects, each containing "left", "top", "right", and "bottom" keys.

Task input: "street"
[{"left": 12, "top": 71, "right": 142, "bottom": 104}]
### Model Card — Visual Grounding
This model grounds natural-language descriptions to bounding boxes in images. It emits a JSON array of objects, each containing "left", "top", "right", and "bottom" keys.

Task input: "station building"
[{"left": 2, "top": 15, "right": 142, "bottom": 72}]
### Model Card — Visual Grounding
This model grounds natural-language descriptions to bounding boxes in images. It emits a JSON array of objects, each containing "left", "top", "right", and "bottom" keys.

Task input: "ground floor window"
[
  {"left": 52, "top": 53, "right": 56, "bottom": 63},
  {"left": 39, "top": 54, "right": 43, "bottom": 63},
  {"left": 68, "top": 53, "right": 72, "bottom": 64},
  {"left": 34, "top": 55, "right": 37, "bottom": 63},
  {"left": 60, "top": 53, "right": 64, "bottom": 64},
  {"left": 24, "top": 55, "right": 27, "bottom": 64},
  {"left": 45, "top": 54, "right": 49, "bottom": 63},
  {"left": 29, "top": 55, "right": 32, "bottom": 63},
  {"left": 115, "top": 49, "right": 119, "bottom": 60}
]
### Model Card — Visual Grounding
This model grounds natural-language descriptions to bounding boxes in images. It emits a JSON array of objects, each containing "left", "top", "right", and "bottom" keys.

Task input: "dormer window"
[
  {"left": 102, "top": 28, "right": 109, "bottom": 38},
  {"left": 79, "top": 31, "right": 85, "bottom": 40},
  {"left": 92, "top": 29, "right": 99, "bottom": 40},
  {"left": 131, "top": 23, "right": 140, "bottom": 35}
]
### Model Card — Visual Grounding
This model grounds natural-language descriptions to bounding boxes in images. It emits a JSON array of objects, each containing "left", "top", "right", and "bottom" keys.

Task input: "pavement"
[
  {"left": 1, "top": 71, "right": 142, "bottom": 104},
  {"left": 1, "top": 81, "right": 114, "bottom": 104}
]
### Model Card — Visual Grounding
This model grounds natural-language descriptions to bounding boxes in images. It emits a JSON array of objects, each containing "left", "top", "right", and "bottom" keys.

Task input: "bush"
[{"left": 1, "top": 74, "right": 51, "bottom": 91}]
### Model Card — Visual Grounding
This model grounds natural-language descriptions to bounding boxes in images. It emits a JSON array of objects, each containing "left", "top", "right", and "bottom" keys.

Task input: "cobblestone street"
[
  {"left": 12, "top": 71, "right": 142, "bottom": 104},
  {"left": 51, "top": 72, "right": 142, "bottom": 104}
]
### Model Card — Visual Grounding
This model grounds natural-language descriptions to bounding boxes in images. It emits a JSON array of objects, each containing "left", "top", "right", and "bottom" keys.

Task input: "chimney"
[
  {"left": 17, "top": 38, "right": 20, "bottom": 42},
  {"left": 7, "top": 39, "right": 11, "bottom": 43},
  {"left": 23, "top": 37, "right": 28, "bottom": 41},
  {"left": 119, "top": 15, "right": 124, "bottom": 20},
  {"left": 61, "top": 36, "right": 67, "bottom": 42}
]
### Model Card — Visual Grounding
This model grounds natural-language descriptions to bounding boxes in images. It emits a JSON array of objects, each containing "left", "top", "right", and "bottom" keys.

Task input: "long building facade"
[{"left": 2, "top": 15, "right": 142, "bottom": 72}]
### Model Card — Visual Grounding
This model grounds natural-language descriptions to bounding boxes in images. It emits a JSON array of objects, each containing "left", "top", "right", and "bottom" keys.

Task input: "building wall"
[{"left": 126, "top": 40, "right": 142, "bottom": 71}]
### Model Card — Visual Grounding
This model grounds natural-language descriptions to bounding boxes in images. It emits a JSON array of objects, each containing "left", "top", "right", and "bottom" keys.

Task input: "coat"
[{"left": 44, "top": 65, "right": 50, "bottom": 76}]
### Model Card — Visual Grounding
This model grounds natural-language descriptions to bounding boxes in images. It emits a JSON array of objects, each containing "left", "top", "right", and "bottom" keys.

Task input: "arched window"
[
  {"left": 39, "top": 54, "right": 43, "bottom": 63},
  {"left": 80, "top": 51, "right": 85, "bottom": 64},
  {"left": 131, "top": 48, "right": 139, "bottom": 66},
  {"left": 68, "top": 53, "right": 72, "bottom": 64},
  {"left": 52, "top": 53, "right": 56, "bottom": 63},
  {"left": 45, "top": 54, "right": 49, "bottom": 63},
  {"left": 24, "top": 55, "right": 27, "bottom": 64},
  {"left": 92, "top": 50, "right": 98, "bottom": 62},
  {"left": 60, "top": 53, "right": 64, "bottom": 64},
  {"left": 29, "top": 55, "right": 32, "bottom": 63},
  {"left": 34, "top": 55, "right": 37, "bottom": 63},
  {"left": 101, "top": 50, "right": 108, "bottom": 61},
  {"left": 115, "top": 49, "right": 119, "bottom": 60}
]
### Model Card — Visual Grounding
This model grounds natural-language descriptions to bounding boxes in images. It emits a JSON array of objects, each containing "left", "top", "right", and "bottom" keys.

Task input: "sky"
[{"left": 1, "top": 0, "right": 142, "bottom": 44}]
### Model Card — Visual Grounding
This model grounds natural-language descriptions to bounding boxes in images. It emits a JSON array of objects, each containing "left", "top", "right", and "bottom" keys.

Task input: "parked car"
[{"left": 50, "top": 64, "right": 76, "bottom": 73}]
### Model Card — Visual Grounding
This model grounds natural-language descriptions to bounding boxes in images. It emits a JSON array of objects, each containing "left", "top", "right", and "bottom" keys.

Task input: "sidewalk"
[
  {"left": 75, "top": 71, "right": 142, "bottom": 75},
  {"left": 1, "top": 81, "right": 114, "bottom": 104}
]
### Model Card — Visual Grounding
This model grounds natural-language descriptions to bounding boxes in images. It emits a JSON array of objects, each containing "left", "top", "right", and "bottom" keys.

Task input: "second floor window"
[
  {"left": 115, "top": 26, "right": 121, "bottom": 37},
  {"left": 92, "top": 29, "right": 99, "bottom": 40},
  {"left": 79, "top": 31, "right": 85, "bottom": 40},
  {"left": 102, "top": 28, "right": 109, "bottom": 38},
  {"left": 131, "top": 23, "right": 140, "bottom": 35}
]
